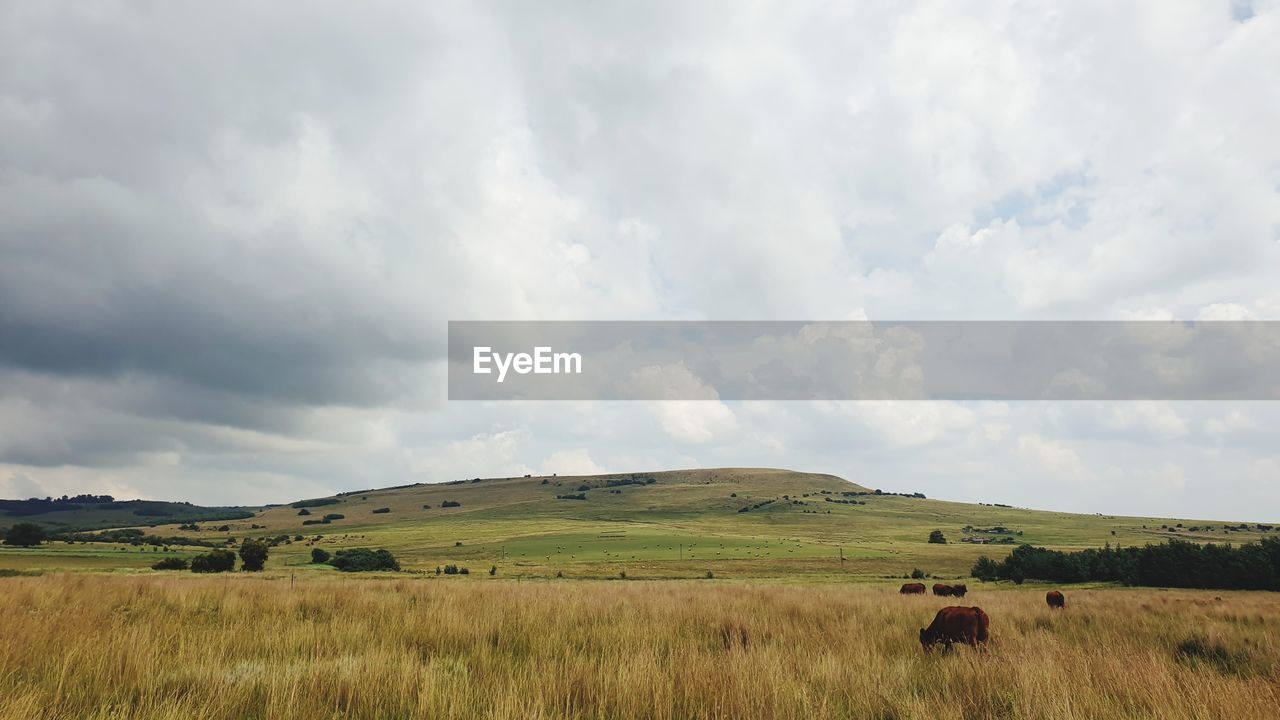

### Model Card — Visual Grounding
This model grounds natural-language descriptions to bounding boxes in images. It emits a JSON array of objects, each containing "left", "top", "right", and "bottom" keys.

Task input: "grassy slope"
[
  {"left": 3, "top": 467, "right": 1276, "bottom": 577},
  {"left": 0, "top": 498, "right": 257, "bottom": 533}
]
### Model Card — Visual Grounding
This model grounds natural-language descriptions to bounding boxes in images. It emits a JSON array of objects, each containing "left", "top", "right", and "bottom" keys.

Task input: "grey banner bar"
[{"left": 447, "top": 321, "right": 1280, "bottom": 401}]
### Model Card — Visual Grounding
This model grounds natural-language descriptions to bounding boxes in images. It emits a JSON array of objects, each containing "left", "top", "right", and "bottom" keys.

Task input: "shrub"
[
  {"left": 619, "top": 570, "right": 627, "bottom": 579},
  {"left": 310, "top": 548, "right": 331, "bottom": 564},
  {"left": 489, "top": 565, "right": 497, "bottom": 576},
  {"left": 928, "top": 529, "right": 947, "bottom": 544},
  {"left": 910, "top": 568, "right": 926, "bottom": 579},
  {"left": 297, "top": 508, "right": 312, "bottom": 516},
  {"left": 705, "top": 571, "right": 715, "bottom": 579},
  {"left": 323, "top": 513, "right": 345, "bottom": 521},
  {"left": 238, "top": 539, "right": 269, "bottom": 571},
  {"left": 372, "top": 507, "right": 390, "bottom": 514},
  {"left": 329, "top": 548, "right": 400, "bottom": 572},
  {"left": 2, "top": 523, "right": 47, "bottom": 547},
  {"left": 291, "top": 498, "right": 340, "bottom": 509},
  {"left": 441, "top": 500, "right": 461, "bottom": 508},
  {"left": 151, "top": 557, "right": 189, "bottom": 571},
  {"left": 190, "top": 549, "right": 236, "bottom": 573}
]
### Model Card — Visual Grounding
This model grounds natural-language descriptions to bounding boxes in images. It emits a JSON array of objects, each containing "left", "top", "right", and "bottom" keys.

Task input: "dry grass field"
[{"left": 1, "top": 574, "right": 1276, "bottom": 720}]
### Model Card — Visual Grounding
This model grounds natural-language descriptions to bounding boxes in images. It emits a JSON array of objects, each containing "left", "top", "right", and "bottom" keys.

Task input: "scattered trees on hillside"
[
  {"left": 2, "top": 523, "right": 47, "bottom": 547},
  {"left": 928, "top": 530, "right": 947, "bottom": 544}
]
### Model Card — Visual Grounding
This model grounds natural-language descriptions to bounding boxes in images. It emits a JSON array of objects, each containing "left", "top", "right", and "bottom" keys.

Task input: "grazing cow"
[
  {"left": 900, "top": 582, "right": 927, "bottom": 595},
  {"left": 1046, "top": 590, "right": 1065, "bottom": 609},
  {"left": 920, "top": 606, "right": 989, "bottom": 651},
  {"left": 931, "top": 583, "right": 968, "bottom": 597}
]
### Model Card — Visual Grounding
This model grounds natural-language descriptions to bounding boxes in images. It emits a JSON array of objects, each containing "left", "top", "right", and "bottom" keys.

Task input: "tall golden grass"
[{"left": 0, "top": 574, "right": 1276, "bottom": 719}]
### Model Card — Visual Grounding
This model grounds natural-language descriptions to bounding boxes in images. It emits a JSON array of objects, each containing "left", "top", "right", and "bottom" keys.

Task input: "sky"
[{"left": 1, "top": 1, "right": 1278, "bottom": 521}]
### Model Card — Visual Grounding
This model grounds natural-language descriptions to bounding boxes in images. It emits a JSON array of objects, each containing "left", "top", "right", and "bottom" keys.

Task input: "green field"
[{"left": 6, "top": 468, "right": 1274, "bottom": 579}]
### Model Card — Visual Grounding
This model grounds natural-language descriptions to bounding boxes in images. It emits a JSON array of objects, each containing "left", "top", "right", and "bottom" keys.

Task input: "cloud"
[
  {"left": 1017, "top": 433, "right": 1087, "bottom": 480},
  {"left": 542, "top": 449, "right": 607, "bottom": 477},
  {"left": 0, "top": 2, "right": 1278, "bottom": 521}
]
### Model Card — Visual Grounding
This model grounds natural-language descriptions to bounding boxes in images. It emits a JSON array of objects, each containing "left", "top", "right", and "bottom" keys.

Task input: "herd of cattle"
[{"left": 899, "top": 582, "right": 1066, "bottom": 651}]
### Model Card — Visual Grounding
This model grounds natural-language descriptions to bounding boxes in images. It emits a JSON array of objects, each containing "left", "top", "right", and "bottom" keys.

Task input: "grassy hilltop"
[{"left": 5, "top": 467, "right": 1275, "bottom": 578}]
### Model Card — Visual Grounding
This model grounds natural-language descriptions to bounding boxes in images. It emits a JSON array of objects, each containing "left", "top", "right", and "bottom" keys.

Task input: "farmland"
[
  {"left": 3, "top": 468, "right": 1279, "bottom": 719},
  {"left": 0, "top": 574, "right": 1277, "bottom": 720},
  {"left": 5, "top": 468, "right": 1274, "bottom": 580}
]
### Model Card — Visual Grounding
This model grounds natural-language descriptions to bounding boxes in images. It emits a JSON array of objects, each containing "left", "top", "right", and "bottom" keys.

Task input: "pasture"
[
  {"left": 21, "top": 468, "right": 1270, "bottom": 581},
  {"left": 1, "top": 574, "right": 1276, "bottom": 720}
]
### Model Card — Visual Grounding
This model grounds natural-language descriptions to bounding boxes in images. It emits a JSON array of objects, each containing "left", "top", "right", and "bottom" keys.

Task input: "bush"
[
  {"left": 928, "top": 529, "right": 947, "bottom": 544},
  {"left": 2, "top": 522, "right": 47, "bottom": 547},
  {"left": 239, "top": 539, "right": 269, "bottom": 571},
  {"left": 910, "top": 568, "right": 926, "bottom": 579},
  {"left": 441, "top": 500, "right": 461, "bottom": 508},
  {"left": 705, "top": 571, "right": 715, "bottom": 579},
  {"left": 291, "top": 498, "right": 340, "bottom": 509},
  {"left": 489, "top": 565, "right": 497, "bottom": 576},
  {"left": 151, "top": 557, "right": 189, "bottom": 571},
  {"left": 297, "top": 508, "right": 312, "bottom": 516},
  {"left": 329, "top": 548, "right": 400, "bottom": 572},
  {"left": 322, "top": 514, "right": 345, "bottom": 521},
  {"left": 190, "top": 549, "right": 237, "bottom": 573},
  {"left": 372, "top": 507, "right": 390, "bottom": 514},
  {"left": 310, "top": 548, "right": 331, "bottom": 564}
]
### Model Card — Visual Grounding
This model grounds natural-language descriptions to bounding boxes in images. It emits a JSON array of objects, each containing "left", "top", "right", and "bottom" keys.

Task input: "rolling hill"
[
  {"left": 0, "top": 495, "right": 256, "bottom": 533},
  {"left": 3, "top": 468, "right": 1276, "bottom": 577}
]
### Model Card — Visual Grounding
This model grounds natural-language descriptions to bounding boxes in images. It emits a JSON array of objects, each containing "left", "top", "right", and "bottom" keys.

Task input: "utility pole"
[
  {"left": 839, "top": 547, "right": 844, "bottom": 563},
  {"left": 679, "top": 544, "right": 683, "bottom": 561}
]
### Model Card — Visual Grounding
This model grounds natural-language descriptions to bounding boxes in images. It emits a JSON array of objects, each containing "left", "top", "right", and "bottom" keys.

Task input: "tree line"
[{"left": 973, "top": 537, "right": 1280, "bottom": 590}]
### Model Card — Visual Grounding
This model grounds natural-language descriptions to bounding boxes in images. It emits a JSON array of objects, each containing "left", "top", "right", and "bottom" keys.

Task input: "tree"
[
  {"left": 971, "top": 556, "right": 1000, "bottom": 581},
  {"left": 239, "top": 539, "right": 269, "bottom": 571},
  {"left": 329, "top": 548, "right": 400, "bottom": 572},
  {"left": 190, "top": 549, "right": 236, "bottom": 573},
  {"left": 928, "top": 529, "right": 947, "bottom": 544},
  {"left": 489, "top": 565, "right": 497, "bottom": 576},
  {"left": 2, "top": 522, "right": 47, "bottom": 547},
  {"left": 310, "top": 548, "right": 331, "bottom": 564}
]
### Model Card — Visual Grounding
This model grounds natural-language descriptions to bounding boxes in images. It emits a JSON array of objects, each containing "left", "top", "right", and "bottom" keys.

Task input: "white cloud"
[
  {"left": 542, "top": 449, "right": 606, "bottom": 477},
  {"left": 1017, "top": 433, "right": 1087, "bottom": 480},
  {"left": 1, "top": 2, "right": 1279, "bottom": 520}
]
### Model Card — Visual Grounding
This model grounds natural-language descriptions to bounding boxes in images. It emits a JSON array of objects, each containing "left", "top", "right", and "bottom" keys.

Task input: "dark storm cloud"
[{"left": 0, "top": 3, "right": 449, "bottom": 410}]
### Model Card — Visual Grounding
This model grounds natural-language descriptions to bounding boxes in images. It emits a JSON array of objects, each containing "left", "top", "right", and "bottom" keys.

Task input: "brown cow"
[
  {"left": 920, "top": 606, "right": 989, "bottom": 651},
  {"left": 900, "top": 582, "right": 927, "bottom": 595},
  {"left": 1046, "top": 590, "right": 1065, "bottom": 609},
  {"left": 931, "top": 583, "right": 969, "bottom": 597}
]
